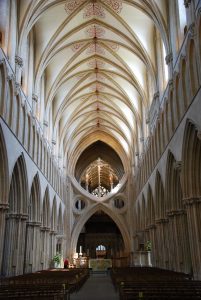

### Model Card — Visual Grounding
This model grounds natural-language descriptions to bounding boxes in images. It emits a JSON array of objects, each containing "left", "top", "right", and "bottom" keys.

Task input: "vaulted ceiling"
[{"left": 18, "top": 0, "right": 168, "bottom": 172}]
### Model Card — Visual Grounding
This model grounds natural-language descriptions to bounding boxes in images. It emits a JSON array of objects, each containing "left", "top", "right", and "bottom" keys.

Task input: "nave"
[{"left": 71, "top": 272, "right": 118, "bottom": 300}]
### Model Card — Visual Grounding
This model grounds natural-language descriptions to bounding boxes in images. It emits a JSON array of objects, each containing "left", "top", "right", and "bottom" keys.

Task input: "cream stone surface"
[{"left": 0, "top": 0, "right": 201, "bottom": 280}]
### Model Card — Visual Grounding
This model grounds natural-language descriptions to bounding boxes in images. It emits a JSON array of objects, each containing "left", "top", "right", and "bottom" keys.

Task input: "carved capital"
[
  {"left": 197, "top": 131, "right": 201, "bottom": 140},
  {"left": 15, "top": 55, "right": 23, "bottom": 68},
  {"left": 165, "top": 52, "right": 173, "bottom": 65},
  {"left": 183, "top": 197, "right": 201, "bottom": 206},
  {"left": 153, "top": 91, "right": 160, "bottom": 101},
  {"left": 184, "top": 0, "right": 191, "bottom": 8},
  {"left": 155, "top": 218, "right": 169, "bottom": 224},
  {"left": 7, "top": 74, "right": 15, "bottom": 82},
  {"left": 189, "top": 22, "right": 195, "bottom": 37},
  {"left": 173, "top": 161, "right": 182, "bottom": 172},
  {"left": 140, "top": 137, "right": 144, "bottom": 142},
  {"left": 168, "top": 79, "right": 173, "bottom": 90},
  {"left": 15, "top": 82, "right": 20, "bottom": 96},
  {"left": 0, "top": 203, "right": 9, "bottom": 211},
  {"left": 52, "top": 139, "right": 56, "bottom": 145}
]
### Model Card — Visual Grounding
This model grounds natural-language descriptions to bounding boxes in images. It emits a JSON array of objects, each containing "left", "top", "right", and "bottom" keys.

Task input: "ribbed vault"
[{"left": 17, "top": 0, "right": 169, "bottom": 169}]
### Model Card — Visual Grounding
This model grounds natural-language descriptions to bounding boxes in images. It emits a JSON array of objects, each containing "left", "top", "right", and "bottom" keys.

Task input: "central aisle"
[{"left": 70, "top": 272, "right": 119, "bottom": 300}]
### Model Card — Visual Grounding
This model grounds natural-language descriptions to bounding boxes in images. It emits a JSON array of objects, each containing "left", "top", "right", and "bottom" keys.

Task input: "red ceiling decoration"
[
  {"left": 83, "top": 3, "right": 105, "bottom": 18},
  {"left": 71, "top": 42, "right": 86, "bottom": 52},
  {"left": 86, "top": 43, "right": 105, "bottom": 55},
  {"left": 87, "top": 60, "right": 105, "bottom": 69},
  {"left": 102, "top": 0, "right": 123, "bottom": 14},
  {"left": 65, "top": 0, "right": 85, "bottom": 15},
  {"left": 86, "top": 25, "right": 105, "bottom": 38}
]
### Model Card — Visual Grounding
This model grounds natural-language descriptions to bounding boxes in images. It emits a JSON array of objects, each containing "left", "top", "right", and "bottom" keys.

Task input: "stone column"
[
  {"left": 183, "top": 197, "right": 201, "bottom": 279},
  {"left": 155, "top": 218, "right": 169, "bottom": 269},
  {"left": 24, "top": 221, "right": 42, "bottom": 273},
  {"left": 49, "top": 230, "right": 57, "bottom": 265},
  {"left": 0, "top": 203, "right": 9, "bottom": 274},
  {"left": 40, "top": 226, "right": 51, "bottom": 270},
  {"left": 147, "top": 224, "right": 156, "bottom": 266}
]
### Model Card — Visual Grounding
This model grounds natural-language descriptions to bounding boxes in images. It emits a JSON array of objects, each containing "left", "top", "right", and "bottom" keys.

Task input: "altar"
[{"left": 89, "top": 259, "right": 112, "bottom": 271}]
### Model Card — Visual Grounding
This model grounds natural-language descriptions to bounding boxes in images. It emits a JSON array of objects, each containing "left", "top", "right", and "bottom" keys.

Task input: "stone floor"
[{"left": 70, "top": 272, "right": 119, "bottom": 300}]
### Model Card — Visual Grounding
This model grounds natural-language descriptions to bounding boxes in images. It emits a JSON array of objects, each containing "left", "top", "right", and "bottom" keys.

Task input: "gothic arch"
[
  {"left": 29, "top": 172, "right": 41, "bottom": 222},
  {"left": 147, "top": 184, "right": 155, "bottom": 227},
  {"left": 8, "top": 154, "right": 29, "bottom": 214},
  {"left": 51, "top": 197, "right": 57, "bottom": 231},
  {"left": 155, "top": 170, "right": 165, "bottom": 219},
  {"left": 70, "top": 204, "right": 131, "bottom": 256},
  {"left": 42, "top": 187, "right": 50, "bottom": 228},
  {"left": 57, "top": 202, "right": 63, "bottom": 234},
  {"left": 181, "top": 120, "right": 201, "bottom": 198},
  {"left": 0, "top": 125, "right": 9, "bottom": 205},
  {"left": 165, "top": 150, "right": 183, "bottom": 212},
  {"left": 2, "top": 154, "right": 29, "bottom": 276},
  {"left": 0, "top": 60, "right": 7, "bottom": 117},
  {"left": 187, "top": 39, "right": 199, "bottom": 97}
]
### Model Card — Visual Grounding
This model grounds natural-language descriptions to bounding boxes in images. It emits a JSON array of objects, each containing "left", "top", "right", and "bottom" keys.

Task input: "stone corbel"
[
  {"left": 168, "top": 79, "right": 173, "bottom": 90},
  {"left": 15, "top": 82, "right": 20, "bottom": 96},
  {"left": 165, "top": 52, "right": 173, "bottom": 65},
  {"left": 183, "top": 197, "right": 201, "bottom": 206},
  {"left": 184, "top": 0, "right": 192, "bottom": 8},
  {"left": 15, "top": 55, "right": 23, "bottom": 68},
  {"left": 197, "top": 131, "right": 201, "bottom": 140},
  {"left": 52, "top": 139, "right": 56, "bottom": 145},
  {"left": 7, "top": 74, "right": 15, "bottom": 82},
  {"left": 32, "top": 94, "right": 38, "bottom": 103},
  {"left": 173, "top": 161, "right": 182, "bottom": 172},
  {"left": 188, "top": 22, "right": 195, "bottom": 37}
]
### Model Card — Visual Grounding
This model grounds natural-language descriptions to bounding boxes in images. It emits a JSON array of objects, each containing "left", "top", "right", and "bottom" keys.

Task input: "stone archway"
[{"left": 70, "top": 203, "right": 131, "bottom": 261}]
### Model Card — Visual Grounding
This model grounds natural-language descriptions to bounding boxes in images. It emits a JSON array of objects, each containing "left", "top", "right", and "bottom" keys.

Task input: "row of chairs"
[
  {"left": 0, "top": 268, "right": 90, "bottom": 299},
  {"left": 110, "top": 267, "right": 201, "bottom": 300}
]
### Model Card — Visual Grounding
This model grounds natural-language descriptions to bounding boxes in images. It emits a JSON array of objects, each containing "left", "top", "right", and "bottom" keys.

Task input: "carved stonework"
[
  {"left": 183, "top": 197, "right": 201, "bottom": 206},
  {"left": 168, "top": 79, "right": 173, "bottom": 90},
  {"left": 32, "top": 94, "right": 38, "bottom": 103},
  {"left": 184, "top": 0, "right": 192, "bottom": 8},
  {"left": 188, "top": 22, "right": 195, "bottom": 37},
  {"left": 173, "top": 161, "right": 182, "bottom": 172},
  {"left": 15, "top": 82, "right": 20, "bottom": 95},
  {"left": 15, "top": 55, "right": 23, "bottom": 68},
  {"left": 197, "top": 131, "right": 201, "bottom": 140},
  {"left": 165, "top": 52, "right": 173, "bottom": 65},
  {"left": 52, "top": 139, "right": 56, "bottom": 145}
]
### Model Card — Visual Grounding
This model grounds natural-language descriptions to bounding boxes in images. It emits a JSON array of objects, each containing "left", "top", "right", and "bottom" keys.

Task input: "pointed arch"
[
  {"left": 181, "top": 120, "right": 201, "bottom": 198},
  {"left": 70, "top": 204, "right": 131, "bottom": 255},
  {"left": 9, "top": 154, "right": 29, "bottom": 214},
  {"left": 57, "top": 202, "right": 63, "bottom": 234},
  {"left": 165, "top": 150, "right": 183, "bottom": 212},
  {"left": 155, "top": 170, "right": 165, "bottom": 219},
  {"left": 0, "top": 60, "right": 7, "bottom": 117},
  {"left": 147, "top": 184, "right": 155, "bottom": 226},
  {"left": 29, "top": 172, "right": 41, "bottom": 222},
  {"left": 188, "top": 39, "right": 199, "bottom": 97},
  {"left": 0, "top": 125, "right": 9, "bottom": 205},
  {"left": 42, "top": 187, "right": 50, "bottom": 227},
  {"left": 51, "top": 196, "right": 57, "bottom": 231}
]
